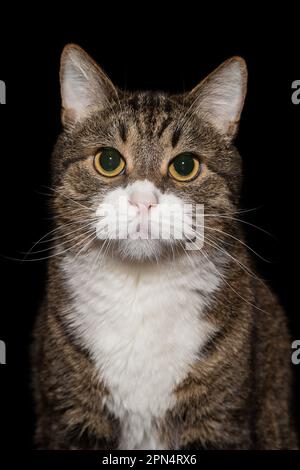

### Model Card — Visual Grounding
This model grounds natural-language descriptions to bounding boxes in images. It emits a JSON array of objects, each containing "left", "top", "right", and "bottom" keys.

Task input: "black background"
[{"left": 0, "top": 11, "right": 299, "bottom": 459}]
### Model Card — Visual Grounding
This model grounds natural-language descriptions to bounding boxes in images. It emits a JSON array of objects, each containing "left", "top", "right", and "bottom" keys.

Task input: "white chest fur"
[{"left": 61, "top": 253, "right": 220, "bottom": 450}]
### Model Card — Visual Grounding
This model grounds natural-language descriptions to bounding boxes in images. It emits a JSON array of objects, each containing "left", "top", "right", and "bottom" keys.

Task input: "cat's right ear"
[{"left": 60, "top": 44, "right": 118, "bottom": 127}]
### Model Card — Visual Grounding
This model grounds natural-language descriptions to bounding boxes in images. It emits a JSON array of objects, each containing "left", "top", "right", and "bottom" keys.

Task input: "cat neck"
[{"left": 59, "top": 248, "right": 224, "bottom": 297}]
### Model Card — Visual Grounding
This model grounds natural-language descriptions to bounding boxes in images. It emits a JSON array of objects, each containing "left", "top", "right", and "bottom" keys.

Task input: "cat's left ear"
[
  {"left": 60, "top": 44, "right": 118, "bottom": 126},
  {"left": 188, "top": 57, "right": 248, "bottom": 140}
]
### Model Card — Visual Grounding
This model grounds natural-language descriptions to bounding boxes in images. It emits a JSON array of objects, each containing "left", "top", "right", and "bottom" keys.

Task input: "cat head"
[{"left": 52, "top": 44, "right": 247, "bottom": 263}]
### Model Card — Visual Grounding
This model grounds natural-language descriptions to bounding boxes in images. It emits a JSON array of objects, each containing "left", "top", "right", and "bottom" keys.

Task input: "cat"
[{"left": 32, "top": 44, "right": 298, "bottom": 450}]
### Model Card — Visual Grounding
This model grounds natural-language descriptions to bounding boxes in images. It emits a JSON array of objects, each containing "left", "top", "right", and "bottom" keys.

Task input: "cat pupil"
[
  {"left": 101, "top": 149, "right": 120, "bottom": 171},
  {"left": 174, "top": 154, "right": 195, "bottom": 176}
]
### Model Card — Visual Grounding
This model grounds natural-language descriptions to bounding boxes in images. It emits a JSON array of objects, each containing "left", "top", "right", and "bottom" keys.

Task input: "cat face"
[{"left": 51, "top": 45, "right": 247, "bottom": 262}]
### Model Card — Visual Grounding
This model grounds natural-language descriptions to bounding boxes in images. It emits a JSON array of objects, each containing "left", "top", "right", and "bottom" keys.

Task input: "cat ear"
[
  {"left": 189, "top": 57, "right": 247, "bottom": 139},
  {"left": 60, "top": 44, "right": 118, "bottom": 126}
]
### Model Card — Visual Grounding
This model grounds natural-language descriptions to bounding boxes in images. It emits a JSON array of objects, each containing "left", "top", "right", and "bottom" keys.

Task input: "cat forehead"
[
  {"left": 124, "top": 91, "right": 178, "bottom": 115},
  {"left": 116, "top": 91, "right": 183, "bottom": 140},
  {"left": 59, "top": 90, "right": 223, "bottom": 171},
  {"left": 75, "top": 91, "right": 203, "bottom": 152}
]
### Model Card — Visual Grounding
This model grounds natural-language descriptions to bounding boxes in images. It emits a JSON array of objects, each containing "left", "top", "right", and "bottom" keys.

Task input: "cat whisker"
[
  {"left": 180, "top": 236, "right": 267, "bottom": 312},
  {"left": 37, "top": 220, "right": 98, "bottom": 245},
  {"left": 177, "top": 240, "right": 198, "bottom": 268},
  {"left": 97, "top": 237, "right": 114, "bottom": 272},
  {"left": 203, "top": 214, "right": 274, "bottom": 237},
  {"left": 190, "top": 230, "right": 267, "bottom": 286},
  {"left": 43, "top": 185, "right": 94, "bottom": 212},
  {"left": 198, "top": 246, "right": 269, "bottom": 315},
  {"left": 73, "top": 236, "right": 111, "bottom": 292},
  {"left": 73, "top": 231, "right": 100, "bottom": 260},
  {"left": 87, "top": 238, "right": 109, "bottom": 280},
  {"left": 23, "top": 227, "right": 96, "bottom": 256},
  {"left": 193, "top": 224, "right": 271, "bottom": 263},
  {"left": 41, "top": 207, "right": 96, "bottom": 222},
  {"left": 22, "top": 219, "right": 98, "bottom": 259},
  {"left": 12, "top": 230, "right": 99, "bottom": 262}
]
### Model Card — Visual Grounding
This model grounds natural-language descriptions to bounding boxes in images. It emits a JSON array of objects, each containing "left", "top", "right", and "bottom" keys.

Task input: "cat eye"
[
  {"left": 94, "top": 147, "right": 125, "bottom": 177},
  {"left": 168, "top": 153, "right": 201, "bottom": 182}
]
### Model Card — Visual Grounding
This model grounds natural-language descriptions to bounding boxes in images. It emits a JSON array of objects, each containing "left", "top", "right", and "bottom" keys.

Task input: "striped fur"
[{"left": 32, "top": 45, "right": 298, "bottom": 450}]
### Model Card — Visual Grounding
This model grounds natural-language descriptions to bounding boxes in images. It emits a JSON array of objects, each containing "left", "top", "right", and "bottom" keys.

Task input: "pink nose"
[{"left": 129, "top": 190, "right": 158, "bottom": 210}]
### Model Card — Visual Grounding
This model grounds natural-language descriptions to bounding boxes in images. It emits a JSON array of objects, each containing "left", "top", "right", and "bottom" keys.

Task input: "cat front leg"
[
  {"left": 34, "top": 404, "right": 120, "bottom": 450},
  {"left": 32, "top": 307, "right": 121, "bottom": 450},
  {"left": 36, "top": 425, "right": 119, "bottom": 450},
  {"left": 161, "top": 379, "right": 252, "bottom": 450}
]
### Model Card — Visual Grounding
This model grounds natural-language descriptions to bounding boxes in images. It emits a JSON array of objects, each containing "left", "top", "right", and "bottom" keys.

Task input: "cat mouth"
[{"left": 94, "top": 189, "right": 205, "bottom": 259}]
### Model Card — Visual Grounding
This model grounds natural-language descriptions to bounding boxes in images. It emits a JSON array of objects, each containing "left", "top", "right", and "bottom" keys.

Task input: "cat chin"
[
  {"left": 116, "top": 239, "right": 164, "bottom": 262},
  {"left": 100, "top": 238, "right": 201, "bottom": 263}
]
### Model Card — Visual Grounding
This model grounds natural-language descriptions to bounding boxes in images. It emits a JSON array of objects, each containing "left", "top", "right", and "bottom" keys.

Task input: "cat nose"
[{"left": 129, "top": 190, "right": 158, "bottom": 210}]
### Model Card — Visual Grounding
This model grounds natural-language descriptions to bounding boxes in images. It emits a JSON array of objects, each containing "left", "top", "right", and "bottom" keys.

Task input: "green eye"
[
  {"left": 94, "top": 147, "right": 125, "bottom": 177},
  {"left": 169, "top": 153, "right": 201, "bottom": 182}
]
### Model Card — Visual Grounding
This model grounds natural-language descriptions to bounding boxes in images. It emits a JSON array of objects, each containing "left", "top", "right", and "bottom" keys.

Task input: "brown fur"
[{"left": 32, "top": 45, "right": 298, "bottom": 450}]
